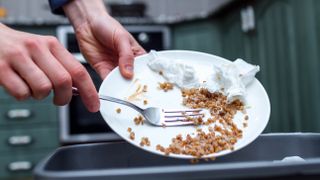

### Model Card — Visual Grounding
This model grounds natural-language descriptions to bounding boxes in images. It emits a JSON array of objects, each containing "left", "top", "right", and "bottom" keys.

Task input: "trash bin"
[{"left": 34, "top": 133, "right": 320, "bottom": 180}]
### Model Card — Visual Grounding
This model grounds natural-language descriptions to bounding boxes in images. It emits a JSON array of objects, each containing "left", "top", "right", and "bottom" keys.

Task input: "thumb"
[{"left": 116, "top": 36, "right": 135, "bottom": 79}]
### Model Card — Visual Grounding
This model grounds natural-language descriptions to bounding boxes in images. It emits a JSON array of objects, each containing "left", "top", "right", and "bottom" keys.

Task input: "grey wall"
[{"left": 0, "top": 0, "right": 232, "bottom": 25}]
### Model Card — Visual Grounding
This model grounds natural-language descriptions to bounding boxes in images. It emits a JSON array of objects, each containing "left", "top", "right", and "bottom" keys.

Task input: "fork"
[{"left": 72, "top": 87, "right": 203, "bottom": 126}]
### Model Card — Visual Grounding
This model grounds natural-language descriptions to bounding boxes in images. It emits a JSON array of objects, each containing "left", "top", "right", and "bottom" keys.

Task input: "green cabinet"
[
  {"left": 0, "top": 88, "right": 59, "bottom": 180},
  {"left": 172, "top": 0, "right": 320, "bottom": 132},
  {"left": 220, "top": 0, "right": 302, "bottom": 132}
]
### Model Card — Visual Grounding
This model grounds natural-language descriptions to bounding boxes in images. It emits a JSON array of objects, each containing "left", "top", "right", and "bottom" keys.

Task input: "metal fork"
[{"left": 72, "top": 87, "right": 203, "bottom": 126}]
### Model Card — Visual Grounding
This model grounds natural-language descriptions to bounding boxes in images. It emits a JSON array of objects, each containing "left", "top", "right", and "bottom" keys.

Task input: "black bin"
[{"left": 34, "top": 133, "right": 320, "bottom": 180}]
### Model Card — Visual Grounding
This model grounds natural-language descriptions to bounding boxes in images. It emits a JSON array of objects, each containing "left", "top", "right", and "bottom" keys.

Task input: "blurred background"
[{"left": 0, "top": 0, "right": 320, "bottom": 179}]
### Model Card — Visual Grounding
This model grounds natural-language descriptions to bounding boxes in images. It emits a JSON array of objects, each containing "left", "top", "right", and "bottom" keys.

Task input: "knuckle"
[
  {"left": 14, "top": 90, "right": 30, "bottom": 101},
  {"left": 33, "top": 82, "right": 52, "bottom": 99},
  {"left": 45, "top": 36, "right": 59, "bottom": 47},
  {"left": 24, "top": 38, "right": 41, "bottom": 50},
  {"left": 70, "top": 65, "right": 88, "bottom": 80},
  {"left": 54, "top": 73, "right": 72, "bottom": 88}
]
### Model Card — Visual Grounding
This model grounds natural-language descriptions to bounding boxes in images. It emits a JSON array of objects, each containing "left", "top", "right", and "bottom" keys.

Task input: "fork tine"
[
  {"left": 163, "top": 109, "right": 202, "bottom": 113},
  {"left": 164, "top": 113, "right": 203, "bottom": 118},
  {"left": 164, "top": 116, "right": 200, "bottom": 122},
  {"left": 163, "top": 109, "right": 203, "bottom": 118},
  {"left": 163, "top": 121, "right": 195, "bottom": 126},
  {"left": 164, "top": 117, "right": 193, "bottom": 122}
]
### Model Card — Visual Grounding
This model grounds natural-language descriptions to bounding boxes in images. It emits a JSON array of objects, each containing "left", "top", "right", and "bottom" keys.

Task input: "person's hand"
[
  {"left": 63, "top": 0, "right": 146, "bottom": 79},
  {"left": 0, "top": 23, "right": 99, "bottom": 112}
]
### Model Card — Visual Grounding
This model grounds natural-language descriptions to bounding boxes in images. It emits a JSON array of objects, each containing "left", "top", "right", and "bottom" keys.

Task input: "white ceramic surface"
[{"left": 99, "top": 50, "right": 270, "bottom": 159}]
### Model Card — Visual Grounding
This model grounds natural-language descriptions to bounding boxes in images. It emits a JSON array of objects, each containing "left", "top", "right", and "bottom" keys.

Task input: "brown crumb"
[
  {"left": 243, "top": 122, "right": 248, "bottom": 128},
  {"left": 158, "top": 82, "right": 174, "bottom": 92},
  {"left": 127, "top": 127, "right": 132, "bottom": 132},
  {"left": 156, "top": 144, "right": 165, "bottom": 152},
  {"left": 129, "top": 132, "right": 135, "bottom": 140},
  {"left": 142, "top": 85, "right": 148, "bottom": 92},
  {"left": 116, "top": 108, "right": 121, "bottom": 113},
  {"left": 159, "top": 70, "right": 163, "bottom": 75},
  {"left": 143, "top": 99, "right": 148, "bottom": 105},
  {"left": 140, "top": 137, "right": 151, "bottom": 147},
  {"left": 244, "top": 115, "right": 249, "bottom": 120},
  {"left": 134, "top": 115, "right": 144, "bottom": 125}
]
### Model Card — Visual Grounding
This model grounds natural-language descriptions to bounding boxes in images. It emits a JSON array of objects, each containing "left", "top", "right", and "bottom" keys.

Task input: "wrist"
[{"left": 63, "top": 0, "right": 109, "bottom": 30}]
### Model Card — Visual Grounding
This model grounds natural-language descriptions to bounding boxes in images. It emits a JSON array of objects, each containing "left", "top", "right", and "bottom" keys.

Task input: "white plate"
[{"left": 99, "top": 50, "right": 270, "bottom": 159}]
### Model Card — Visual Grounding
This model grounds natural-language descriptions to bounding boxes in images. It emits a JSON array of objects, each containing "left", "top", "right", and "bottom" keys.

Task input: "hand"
[
  {"left": 0, "top": 23, "right": 100, "bottom": 112},
  {"left": 63, "top": 0, "right": 146, "bottom": 79}
]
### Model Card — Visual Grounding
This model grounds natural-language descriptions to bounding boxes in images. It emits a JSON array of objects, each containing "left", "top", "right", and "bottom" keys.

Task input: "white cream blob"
[
  {"left": 203, "top": 59, "right": 260, "bottom": 103},
  {"left": 146, "top": 51, "right": 260, "bottom": 104},
  {"left": 147, "top": 50, "right": 200, "bottom": 89}
]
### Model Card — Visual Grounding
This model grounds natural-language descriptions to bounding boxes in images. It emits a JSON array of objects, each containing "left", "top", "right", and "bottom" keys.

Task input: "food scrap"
[
  {"left": 140, "top": 137, "right": 151, "bottom": 147},
  {"left": 143, "top": 99, "right": 148, "bottom": 105},
  {"left": 159, "top": 82, "right": 174, "bottom": 92},
  {"left": 127, "top": 83, "right": 148, "bottom": 101},
  {"left": 134, "top": 115, "right": 144, "bottom": 125},
  {"left": 129, "top": 132, "right": 135, "bottom": 140},
  {"left": 155, "top": 88, "right": 245, "bottom": 158}
]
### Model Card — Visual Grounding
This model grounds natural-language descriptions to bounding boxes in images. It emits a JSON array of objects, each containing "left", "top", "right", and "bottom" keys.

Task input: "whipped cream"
[
  {"left": 147, "top": 50, "right": 200, "bottom": 89},
  {"left": 203, "top": 59, "right": 260, "bottom": 103},
  {"left": 146, "top": 51, "right": 259, "bottom": 103}
]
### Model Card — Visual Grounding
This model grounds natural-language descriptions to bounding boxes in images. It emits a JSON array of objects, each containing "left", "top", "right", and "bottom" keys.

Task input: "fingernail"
[{"left": 125, "top": 65, "right": 133, "bottom": 72}]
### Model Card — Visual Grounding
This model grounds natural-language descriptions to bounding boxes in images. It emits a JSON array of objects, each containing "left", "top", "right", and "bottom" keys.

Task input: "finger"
[
  {"left": 0, "top": 62, "right": 30, "bottom": 100},
  {"left": 116, "top": 36, "right": 135, "bottom": 79},
  {"left": 27, "top": 40, "right": 72, "bottom": 106},
  {"left": 10, "top": 56, "right": 52, "bottom": 100},
  {"left": 131, "top": 45, "right": 146, "bottom": 56},
  {"left": 49, "top": 38, "right": 100, "bottom": 112},
  {"left": 131, "top": 38, "right": 147, "bottom": 56}
]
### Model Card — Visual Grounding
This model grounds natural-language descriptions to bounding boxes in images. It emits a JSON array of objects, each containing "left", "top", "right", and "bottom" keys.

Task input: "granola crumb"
[
  {"left": 134, "top": 115, "right": 144, "bottom": 125},
  {"left": 143, "top": 85, "right": 148, "bottom": 92},
  {"left": 140, "top": 137, "right": 151, "bottom": 147},
  {"left": 243, "top": 122, "right": 248, "bottom": 128},
  {"left": 116, "top": 108, "right": 121, "bottom": 113},
  {"left": 129, "top": 132, "right": 135, "bottom": 140},
  {"left": 143, "top": 99, "right": 148, "bottom": 105},
  {"left": 127, "top": 127, "right": 132, "bottom": 132},
  {"left": 156, "top": 144, "right": 165, "bottom": 152},
  {"left": 158, "top": 82, "right": 174, "bottom": 92},
  {"left": 244, "top": 115, "right": 249, "bottom": 120}
]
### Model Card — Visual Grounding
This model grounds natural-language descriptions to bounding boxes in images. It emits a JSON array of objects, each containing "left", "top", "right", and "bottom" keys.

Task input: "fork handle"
[
  {"left": 72, "top": 87, "right": 144, "bottom": 114},
  {"left": 99, "top": 95, "right": 144, "bottom": 114}
]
